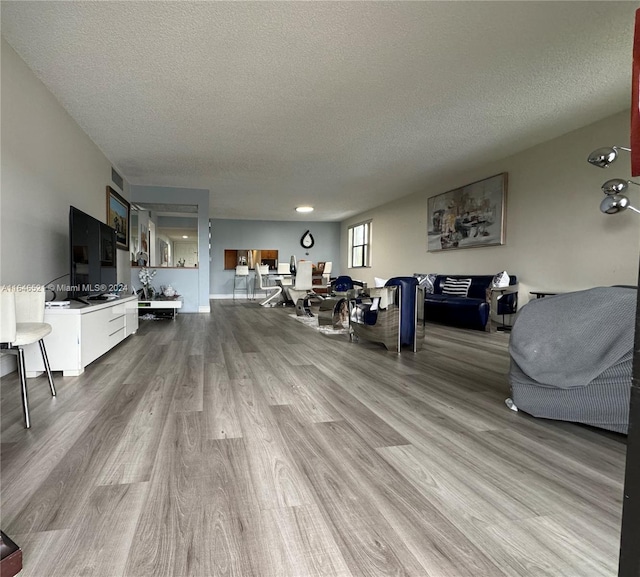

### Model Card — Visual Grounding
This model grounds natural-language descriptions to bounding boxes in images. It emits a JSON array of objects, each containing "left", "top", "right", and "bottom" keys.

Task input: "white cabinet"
[{"left": 23, "top": 296, "right": 139, "bottom": 377}]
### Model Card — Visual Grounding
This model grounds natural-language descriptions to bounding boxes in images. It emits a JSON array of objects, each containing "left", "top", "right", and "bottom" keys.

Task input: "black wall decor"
[{"left": 300, "top": 230, "right": 314, "bottom": 249}]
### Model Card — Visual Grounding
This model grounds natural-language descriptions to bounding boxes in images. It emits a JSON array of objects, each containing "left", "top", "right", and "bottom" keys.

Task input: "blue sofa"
[{"left": 424, "top": 274, "right": 518, "bottom": 331}]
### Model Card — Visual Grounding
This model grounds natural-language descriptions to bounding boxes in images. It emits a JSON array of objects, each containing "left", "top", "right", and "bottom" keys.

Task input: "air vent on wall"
[{"left": 111, "top": 167, "right": 124, "bottom": 192}]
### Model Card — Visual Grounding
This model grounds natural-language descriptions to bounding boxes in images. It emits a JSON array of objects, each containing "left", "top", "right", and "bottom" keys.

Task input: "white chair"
[
  {"left": 233, "top": 265, "right": 251, "bottom": 300},
  {"left": 321, "top": 261, "right": 333, "bottom": 286},
  {"left": 255, "top": 267, "right": 283, "bottom": 307},
  {"left": 0, "top": 286, "right": 56, "bottom": 428},
  {"left": 287, "top": 261, "right": 323, "bottom": 314},
  {"left": 276, "top": 262, "right": 293, "bottom": 285},
  {"left": 253, "top": 264, "right": 270, "bottom": 298},
  {"left": 278, "top": 262, "right": 293, "bottom": 288}
]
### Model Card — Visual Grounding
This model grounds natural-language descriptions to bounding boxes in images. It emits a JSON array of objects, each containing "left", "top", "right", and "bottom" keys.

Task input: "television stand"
[{"left": 23, "top": 295, "right": 138, "bottom": 376}]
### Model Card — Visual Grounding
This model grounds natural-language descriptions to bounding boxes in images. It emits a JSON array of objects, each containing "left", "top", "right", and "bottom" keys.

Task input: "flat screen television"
[{"left": 69, "top": 206, "right": 117, "bottom": 302}]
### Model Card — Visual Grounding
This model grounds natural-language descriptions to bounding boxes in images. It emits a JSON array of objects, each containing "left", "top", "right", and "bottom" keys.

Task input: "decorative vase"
[{"left": 164, "top": 285, "right": 176, "bottom": 298}]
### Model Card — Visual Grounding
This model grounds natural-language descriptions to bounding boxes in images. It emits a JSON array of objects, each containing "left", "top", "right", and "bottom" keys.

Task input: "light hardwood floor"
[{"left": 0, "top": 301, "right": 627, "bottom": 576}]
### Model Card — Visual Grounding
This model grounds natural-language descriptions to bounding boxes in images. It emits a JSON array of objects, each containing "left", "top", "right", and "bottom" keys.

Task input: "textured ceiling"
[{"left": 2, "top": 1, "right": 637, "bottom": 221}]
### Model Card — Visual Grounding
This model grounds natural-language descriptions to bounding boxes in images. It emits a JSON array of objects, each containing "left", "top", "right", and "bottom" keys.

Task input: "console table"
[
  {"left": 138, "top": 297, "right": 182, "bottom": 319},
  {"left": 529, "top": 291, "right": 558, "bottom": 299},
  {"left": 23, "top": 295, "right": 139, "bottom": 377}
]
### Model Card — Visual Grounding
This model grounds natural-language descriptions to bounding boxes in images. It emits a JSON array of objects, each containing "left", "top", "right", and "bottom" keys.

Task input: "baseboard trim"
[
  {"left": 198, "top": 305, "right": 211, "bottom": 313},
  {"left": 210, "top": 294, "right": 254, "bottom": 300}
]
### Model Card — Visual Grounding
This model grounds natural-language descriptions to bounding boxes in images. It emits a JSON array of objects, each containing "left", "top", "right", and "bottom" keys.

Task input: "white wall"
[
  {"left": 1, "top": 39, "right": 131, "bottom": 375},
  {"left": 341, "top": 110, "right": 640, "bottom": 306},
  {"left": 1, "top": 39, "right": 132, "bottom": 287}
]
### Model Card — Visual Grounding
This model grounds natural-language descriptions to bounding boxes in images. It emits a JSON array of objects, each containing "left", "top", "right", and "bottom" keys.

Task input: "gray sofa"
[{"left": 508, "top": 286, "right": 635, "bottom": 434}]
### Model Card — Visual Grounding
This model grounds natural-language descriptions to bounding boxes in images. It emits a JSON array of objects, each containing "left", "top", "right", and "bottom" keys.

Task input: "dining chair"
[
  {"left": 0, "top": 286, "right": 57, "bottom": 428},
  {"left": 321, "top": 261, "right": 333, "bottom": 285},
  {"left": 253, "top": 264, "right": 270, "bottom": 298},
  {"left": 255, "top": 267, "right": 283, "bottom": 307},
  {"left": 276, "top": 262, "right": 293, "bottom": 288},
  {"left": 288, "top": 261, "right": 323, "bottom": 314}
]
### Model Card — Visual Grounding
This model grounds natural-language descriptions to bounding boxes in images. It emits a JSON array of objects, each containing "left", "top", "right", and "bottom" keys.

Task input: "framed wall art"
[
  {"left": 427, "top": 172, "right": 507, "bottom": 252},
  {"left": 106, "top": 186, "right": 130, "bottom": 250}
]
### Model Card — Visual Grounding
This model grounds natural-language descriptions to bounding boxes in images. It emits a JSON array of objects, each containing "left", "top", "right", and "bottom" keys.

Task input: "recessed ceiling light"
[
  {"left": 296, "top": 206, "right": 314, "bottom": 213},
  {"left": 182, "top": 235, "right": 189, "bottom": 239}
]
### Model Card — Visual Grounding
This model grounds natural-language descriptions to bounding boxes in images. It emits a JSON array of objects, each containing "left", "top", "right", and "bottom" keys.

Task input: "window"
[{"left": 348, "top": 220, "right": 371, "bottom": 268}]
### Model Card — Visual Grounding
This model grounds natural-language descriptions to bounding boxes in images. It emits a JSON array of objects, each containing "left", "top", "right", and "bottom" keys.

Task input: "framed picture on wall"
[
  {"left": 427, "top": 173, "right": 507, "bottom": 252},
  {"left": 106, "top": 186, "right": 130, "bottom": 250}
]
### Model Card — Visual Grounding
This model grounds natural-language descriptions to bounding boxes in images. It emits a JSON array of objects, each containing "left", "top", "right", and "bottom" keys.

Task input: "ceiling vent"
[{"left": 111, "top": 167, "right": 124, "bottom": 192}]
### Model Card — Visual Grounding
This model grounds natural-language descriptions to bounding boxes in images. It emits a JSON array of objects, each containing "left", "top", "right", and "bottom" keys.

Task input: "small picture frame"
[{"left": 106, "top": 186, "right": 130, "bottom": 250}]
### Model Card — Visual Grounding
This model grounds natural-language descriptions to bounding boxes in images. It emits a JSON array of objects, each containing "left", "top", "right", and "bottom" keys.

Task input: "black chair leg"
[
  {"left": 17, "top": 348, "right": 30, "bottom": 429},
  {"left": 38, "top": 340, "right": 56, "bottom": 397}
]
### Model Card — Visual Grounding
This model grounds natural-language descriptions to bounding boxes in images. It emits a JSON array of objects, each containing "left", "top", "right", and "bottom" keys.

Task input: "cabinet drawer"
[
  {"left": 107, "top": 313, "right": 125, "bottom": 334},
  {"left": 81, "top": 308, "right": 126, "bottom": 366}
]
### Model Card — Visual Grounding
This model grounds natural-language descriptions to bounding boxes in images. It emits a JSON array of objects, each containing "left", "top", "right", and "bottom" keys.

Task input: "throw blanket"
[{"left": 509, "top": 287, "right": 636, "bottom": 388}]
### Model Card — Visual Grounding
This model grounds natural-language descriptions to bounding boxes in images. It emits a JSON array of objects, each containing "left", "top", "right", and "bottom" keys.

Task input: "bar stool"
[{"left": 233, "top": 265, "right": 251, "bottom": 299}]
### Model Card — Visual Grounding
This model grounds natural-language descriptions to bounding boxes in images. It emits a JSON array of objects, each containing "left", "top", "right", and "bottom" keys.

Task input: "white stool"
[{"left": 233, "top": 265, "right": 251, "bottom": 299}]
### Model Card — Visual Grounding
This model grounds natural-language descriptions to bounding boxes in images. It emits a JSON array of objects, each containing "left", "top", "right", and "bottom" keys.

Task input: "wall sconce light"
[{"left": 587, "top": 146, "right": 632, "bottom": 168}]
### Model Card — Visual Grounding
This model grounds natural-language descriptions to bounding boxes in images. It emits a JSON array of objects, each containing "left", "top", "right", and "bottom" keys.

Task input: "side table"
[
  {"left": 490, "top": 285, "right": 519, "bottom": 332},
  {"left": 138, "top": 297, "right": 183, "bottom": 320}
]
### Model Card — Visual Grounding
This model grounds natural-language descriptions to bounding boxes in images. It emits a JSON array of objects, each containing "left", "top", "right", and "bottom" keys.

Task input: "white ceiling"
[{"left": 2, "top": 1, "right": 637, "bottom": 221}]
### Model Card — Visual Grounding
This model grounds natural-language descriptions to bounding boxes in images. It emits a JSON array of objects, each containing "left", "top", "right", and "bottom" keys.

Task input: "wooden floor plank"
[
  {"left": 0, "top": 410, "right": 95, "bottom": 523},
  {"left": 98, "top": 373, "right": 178, "bottom": 485},
  {"left": 203, "top": 362, "right": 243, "bottom": 440},
  {"left": 233, "top": 377, "right": 316, "bottom": 509},
  {"left": 313, "top": 418, "right": 509, "bottom": 577},
  {"left": 272, "top": 403, "right": 442, "bottom": 576},
  {"left": 4, "top": 377, "right": 153, "bottom": 534},
  {"left": 296, "top": 364, "right": 411, "bottom": 448},
  {"left": 123, "top": 411, "right": 204, "bottom": 577},
  {"left": 48, "top": 482, "right": 147, "bottom": 577}
]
